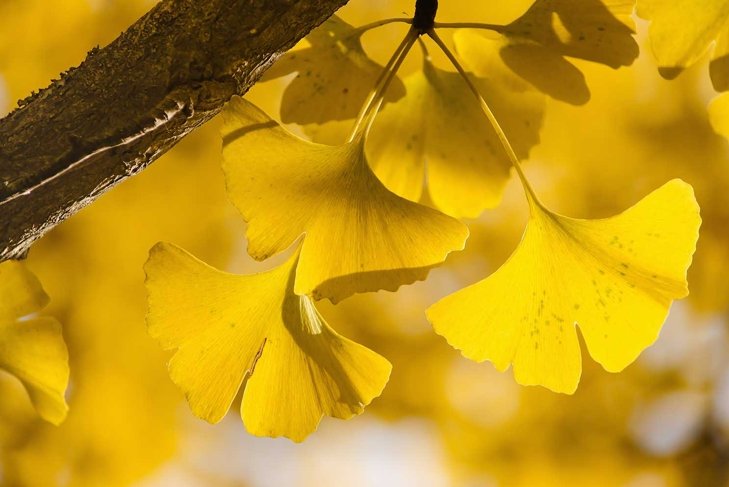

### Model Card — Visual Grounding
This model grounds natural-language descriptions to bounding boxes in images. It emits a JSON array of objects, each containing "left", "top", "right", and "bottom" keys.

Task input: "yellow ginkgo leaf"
[
  {"left": 145, "top": 242, "right": 391, "bottom": 442},
  {"left": 0, "top": 261, "right": 69, "bottom": 425},
  {"left": 221, "top": 97, "right": 469, "bottom": 303},
  {"left": 454, "top": 0, "right": 638, "bottom": 104},
  {"left": 637, "top": 0, "right": 729, "bottom": 85},
  {"left": 427, "top": 179, "right": 700, "bottom": 394},
  {"left": 367, "top": 56, "right": 545, "bottom": 219},
  {"left": 709, "top": 91, "right": 729, "bottom": 138},
  {"left": 711, "top": 30, "right": 729, "bottom": 91},
  {"left": 501, "top": 0, "right": 638, "bottom": 68},
  {"left": 455, "top": 31, "right": 591, "bottom": 105},
  {"left": 261, "top": 15, "right": 406, "bottom": 124},
  {"left": 437, "top": 0, "right": 536, "bottom": 25}
]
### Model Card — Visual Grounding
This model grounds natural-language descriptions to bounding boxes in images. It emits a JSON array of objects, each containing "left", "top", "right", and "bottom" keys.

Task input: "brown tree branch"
[{"left": 0, "top": 0, "right": 347, "bottom": 260}]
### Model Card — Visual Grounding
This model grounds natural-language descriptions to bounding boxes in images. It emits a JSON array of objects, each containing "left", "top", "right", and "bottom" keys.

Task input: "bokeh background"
[{"left": 2, "top": 0, "right": 729, "bottom": 485}]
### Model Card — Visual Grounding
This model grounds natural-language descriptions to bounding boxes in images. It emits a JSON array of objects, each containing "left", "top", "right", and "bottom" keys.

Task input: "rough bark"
[{"left": 0, "top": 0, "right": 347, "bottom": 260}]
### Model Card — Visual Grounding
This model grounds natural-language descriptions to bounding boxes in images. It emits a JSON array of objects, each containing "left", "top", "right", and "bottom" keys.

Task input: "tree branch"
[{"left": 0, "top": 0, "right": 347, "bottom": 261}]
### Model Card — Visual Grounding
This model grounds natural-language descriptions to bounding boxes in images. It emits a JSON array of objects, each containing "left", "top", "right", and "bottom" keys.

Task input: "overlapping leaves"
[
  {"left": 637, "top": 0, "right": 729, "bottom": 86},
  {"left": 0, "top": 261, "right": 68, "bottom": 425},
  {"left": 261, "top": 15, "right": 406, "bottom": 124},
  {"left": 221, "top": 97, "right": 468, "bottom": 303},
  {"left": 636, "top": 0, "right": 729, "bottom": 140},
  {"left": 452, "top": 0, "right": 638, "bottom": 104},
  {"left": 145, "top": 243, "right": 391, "bottom": 442},
  {"left": 367, "top": 56, "right": 544, "bottom": 218},
  {"left": 144, "top": 0, "right": 704, "bottom": 442}
]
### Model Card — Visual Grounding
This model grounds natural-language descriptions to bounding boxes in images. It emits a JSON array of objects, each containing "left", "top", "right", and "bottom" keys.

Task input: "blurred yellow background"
[{"left": 2, "top": 0, "right": 729, "bottom": 486}]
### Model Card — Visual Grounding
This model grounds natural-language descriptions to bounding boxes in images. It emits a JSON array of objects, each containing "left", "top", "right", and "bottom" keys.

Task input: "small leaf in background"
[
  {"left": 501, "top": 0, "right": 638, "bottom": 68},
  {"left": 367, "top": 55, "right": 545, "bottom": 219},
  {"left": 637, "top": 0, "right": 729, "bottom": 86},
  {"left": 0, "top": 261, "right": 68, "bottom": 425},
  {"left": 455, "top": 31, "right": 591, "bottom": 106},
  {"left": 428, "top": 179, "right": 700, "bottom": 393},
  {"left": 145, "top": 242, "right": 391, "bottom": 442},
  {"left": 709, "top": 91, "right": 729, "bottom": 138},
  {"left": 261, "top": 15, "right": 406, "bottom": 124},
  {"left": 455, "top": 0, "right": 638, "bottom": 104},
  {"left": 221, "top": 97, "right": 468, "bottom": 303}
]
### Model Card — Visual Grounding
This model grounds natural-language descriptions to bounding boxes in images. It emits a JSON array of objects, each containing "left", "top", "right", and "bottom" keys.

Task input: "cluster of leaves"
[
  {"left": 6, "top": 0, "right": 729, "bottom": 452},
  {"left": 142, "top": 1, "right": 703, "bottom": 442}
]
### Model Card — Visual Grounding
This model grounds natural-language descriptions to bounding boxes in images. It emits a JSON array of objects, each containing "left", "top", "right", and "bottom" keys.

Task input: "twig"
[{"left": 0, "top": 0, "right": 348, "bottom": 260}]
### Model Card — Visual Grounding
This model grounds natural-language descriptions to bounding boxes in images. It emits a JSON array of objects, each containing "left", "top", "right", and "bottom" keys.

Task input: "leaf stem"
[
  {"left": 349, "top": 29, "right": 418, "bottom": 142},
  {"left": 427, "top": 29, "right": 543, "bottom": 208},
  {"left": 352, "top": 18, "right": 413, "bottom": 35},
  {"left": 432, "top": 22, "right": 505, "bottom": 33},
  {"left": 416, "top": 36, "right": 430, "bottom": 57}
]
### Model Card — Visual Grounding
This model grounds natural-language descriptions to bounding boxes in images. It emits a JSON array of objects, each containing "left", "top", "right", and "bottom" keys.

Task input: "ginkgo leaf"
[
  {"left": 0, "top": 261, "right": 69, "bottom": 425},
  {"left": 709, "top": 91, "right": 729, "bottom": 138},
  {"left": 455, "top": 32, "right": 591, "bottom": 106},
  {"left": 637, "top": 0, "right": 729, "bottom": 86},
  {"left": 261, "top": 15, "right": 406, "bottom": 124},
  {"left": 221, "top": 97, "right": 469, "bottom": 303},
  {"left": 501, "top": 0, "right": 638, "bottom": 67},
  {"left": 455, "top": 0, "right": 638, "bottom": 104},
  {"left": 427, "top": 180, "right": 701, "bottom": 394},
  {"left": 145, "top": 242, "right": 391, "bottom": 442},
  {"left": 367, "top": 56, "right": 545, "bottom": 219},
  {"left": 711, "top": 30, "right": 729, "bottom": 91},
  {"left": 438, "top": 0, "right": 537, "bottom": 25}
]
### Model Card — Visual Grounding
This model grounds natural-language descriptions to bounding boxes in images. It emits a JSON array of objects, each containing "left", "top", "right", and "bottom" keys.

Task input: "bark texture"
[{"left": 0, "top": 0, "right": 347, "bottom": 260}]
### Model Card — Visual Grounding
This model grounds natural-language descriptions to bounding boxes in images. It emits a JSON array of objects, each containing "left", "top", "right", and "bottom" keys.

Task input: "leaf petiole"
[
  {"left": 432, "top": 22, "right": 505, "bottom": 33},
  {"left": 352, "top": 17, "right": 413, "bottom": 36},
  {"left": 349, "top": 29, "right": 418, "bottom": 142},
  {"left": 427, "top": 29, "right": 544, "bottom": 210}
]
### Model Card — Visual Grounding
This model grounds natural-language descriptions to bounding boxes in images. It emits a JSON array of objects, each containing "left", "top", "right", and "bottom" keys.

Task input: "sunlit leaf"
[
  {"left": 221, "top": 97, "right": 469, "bottom": 303},
  {"left": 637, "top": 0, "right": 729, "bottom": 86},
  {"left": 427, "top": 180, "right": 700, "bottom": 393},
  {"left": 0, "top": 261, "right": 68, "bottom": 425},
  {"left": 261, "top": 15, "right": 406, "bottom": 124},
  {"left": 367, "top": 56, "right": 544, "bottom": 219},
  {"left": 145, "top": 242, "right": 391, "bottom": 442}
]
